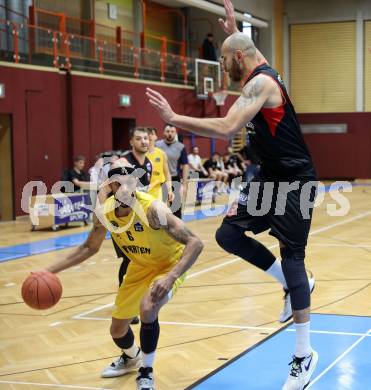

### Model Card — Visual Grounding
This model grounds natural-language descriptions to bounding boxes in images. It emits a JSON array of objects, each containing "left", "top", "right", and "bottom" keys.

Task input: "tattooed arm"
[
  {"left": 147, "top": 201, "right": 204, "bottom": 301},
  {"left": 146, "top": 74, "right": 273, "bottom": 140},
  {"left": 46, "top": 215, "right": 107, "bottom": 273}
]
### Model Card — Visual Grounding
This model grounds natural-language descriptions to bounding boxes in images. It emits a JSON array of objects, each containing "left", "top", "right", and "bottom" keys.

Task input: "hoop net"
[{"left": 212, "top": 90, "right": 228, "bottom": 106}]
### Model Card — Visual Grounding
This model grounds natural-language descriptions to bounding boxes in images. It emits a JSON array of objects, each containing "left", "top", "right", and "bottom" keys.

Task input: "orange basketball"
[{"left": 21, "top": 271, "right": 62, "bottom": 310}]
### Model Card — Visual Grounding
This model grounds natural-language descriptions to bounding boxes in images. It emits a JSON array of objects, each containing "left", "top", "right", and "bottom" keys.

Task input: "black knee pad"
[
  {"left": 215, "top": 223, "right": 244, "bottom": 253},
  {"left": 113, "top": 326, "right": 134, "bottom": 349},
  {"left": 215, "top": 223, "right": 275, "bottom": 271},
  {"left": 140, "top": 318, "right": 160, "bottom": 354},
  {"left": 281, "top": 247, "right": 310, "bottom": 311}
]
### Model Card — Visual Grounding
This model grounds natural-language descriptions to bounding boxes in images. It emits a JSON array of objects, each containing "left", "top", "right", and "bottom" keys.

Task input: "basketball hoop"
[{"left": 212, "top": 90, "right": 228, "bottom": 106}]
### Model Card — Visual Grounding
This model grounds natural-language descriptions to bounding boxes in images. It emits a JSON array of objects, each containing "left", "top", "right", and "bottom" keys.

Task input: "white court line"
[
  {"left": 49, "top": 321, "right": 63, "bottom": 327},
  {"left": 0, "top": 380, "right": 112, "bottom": 390},
  {"left": 161, "top": 322, "right": 371, "bottom": 338},
  {"left": 72, "top": 210, "right": 371, "bottom": 322},
  {"left": 70, "top": 318, "right": 371, "bottom": 338},
  {"left": 72, "top": 303, "right": 113, "bottom": 320},
  {"left": 306, "top": 328, "right": 371, "bottom": 388}
]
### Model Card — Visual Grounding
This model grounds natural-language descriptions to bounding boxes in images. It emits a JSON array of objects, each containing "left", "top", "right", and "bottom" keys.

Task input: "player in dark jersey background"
[
  {"left": 120, "top": 127, "right": 153, "bottom": 190},
  {"left": 145, "top": 1, "right": 318, "bottom": 389}
]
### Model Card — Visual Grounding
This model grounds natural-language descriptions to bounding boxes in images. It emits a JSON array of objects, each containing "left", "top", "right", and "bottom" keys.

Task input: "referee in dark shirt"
[{"left": 156, "top": 124, "right": 188, "bottom": 219}]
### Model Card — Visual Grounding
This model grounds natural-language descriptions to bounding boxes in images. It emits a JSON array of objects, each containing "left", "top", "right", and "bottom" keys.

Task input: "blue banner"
[{"left": 54, "top": 194, "right": 91, "bottom": 224}]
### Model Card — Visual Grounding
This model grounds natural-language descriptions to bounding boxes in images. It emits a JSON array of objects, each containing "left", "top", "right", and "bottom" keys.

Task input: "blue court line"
[
  {"left": 0, "top": 183, "right": 369, "bottom": 263},
  {"left": 187, "top": 314, "right": 371, "bottom": 390},
  {"left": 0, "top": 207, "right": 225, "bottom": 263}
]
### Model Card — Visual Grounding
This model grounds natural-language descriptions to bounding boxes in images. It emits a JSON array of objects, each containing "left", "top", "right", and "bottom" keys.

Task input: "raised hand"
[
  {"left": 146, "top": 87, "right": 175, "bottom": 123},
  {"left": 218, "top": 0, "right": 239, "bottom": 35}
]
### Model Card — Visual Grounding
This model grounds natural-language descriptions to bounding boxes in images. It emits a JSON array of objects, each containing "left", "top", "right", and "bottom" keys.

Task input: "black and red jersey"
[{"left": 244, "top": 63, "right": 317, "bottom": 181}]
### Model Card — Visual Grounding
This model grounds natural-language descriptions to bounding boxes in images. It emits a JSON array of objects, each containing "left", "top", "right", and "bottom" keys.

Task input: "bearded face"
[
  {"left": 229, "top": 57, "right": 243, "bottom": 82},
  {"left": 222, "top": 54, "right": 243, "bottom": 82}
]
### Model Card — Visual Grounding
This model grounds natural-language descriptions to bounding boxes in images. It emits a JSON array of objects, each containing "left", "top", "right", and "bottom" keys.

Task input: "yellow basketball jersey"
[
  {"left": 103, "top": 191, "right": 184, "bottom": 269},
  {"left": 147, "top": 147, "right": 166, "bottom": 199}
]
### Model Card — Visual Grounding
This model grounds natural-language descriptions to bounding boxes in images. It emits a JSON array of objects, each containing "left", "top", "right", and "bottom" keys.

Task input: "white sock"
[
  {"left": 123, "top": 343, "right": 140, "bottom": 359},
  {"left": 142, "top": 351, "right": 156, "bottom": 367},
  {"left": 295, "top": 321, "right": 311, "bottom": 358},
  {"left": 266, "top": 259, "right": 288, "bottom": 290}
]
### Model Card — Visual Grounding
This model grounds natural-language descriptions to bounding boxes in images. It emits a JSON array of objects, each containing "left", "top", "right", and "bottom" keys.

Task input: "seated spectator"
[
  {"left": 203, "top": 152, "right": 229, "bottom": 193},
  {"left": 223, "top": 146, "right": 244, "bottom": 184},
  {"left": 62, "top": 155, "right": 91, "bottom": 192},
  {"left": 237, "top": 143, "right": 260, "bottom": 182},
  {"left": 188, "top": 146, "right": 209, "bottom": 178}
]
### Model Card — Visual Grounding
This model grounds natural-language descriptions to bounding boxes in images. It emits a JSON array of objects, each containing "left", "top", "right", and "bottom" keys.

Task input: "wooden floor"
[{"left": 0, "top": 186, "right": 371, "bottom": 389}]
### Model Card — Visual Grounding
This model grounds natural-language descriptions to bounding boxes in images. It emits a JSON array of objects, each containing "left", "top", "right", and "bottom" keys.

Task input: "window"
[{"left": 242, "top": 13, "right": 252, "bottom": 38}]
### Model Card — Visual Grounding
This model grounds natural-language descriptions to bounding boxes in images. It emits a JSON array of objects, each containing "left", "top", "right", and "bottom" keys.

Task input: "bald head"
[
  {"left": 222, "top": 32, "right": 256, "bottom": 57},
  {"left": 220, "top": 32, "right": 259, "bottom": 82}
]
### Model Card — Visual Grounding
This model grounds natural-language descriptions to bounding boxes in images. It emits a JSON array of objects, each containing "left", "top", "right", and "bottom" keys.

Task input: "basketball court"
[
  {"left": 1, "top": 0, "right": 371, "bottom": 389},
  {"left": 1, "top": 185, "right": 371, "bottom": 389}
]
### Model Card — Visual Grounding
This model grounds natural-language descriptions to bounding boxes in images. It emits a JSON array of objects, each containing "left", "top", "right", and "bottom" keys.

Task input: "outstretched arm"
[
  {"left": 147, "top": 202, "right": 203, "bottom": 302},
  {"left": 146, "top": 75, "right": 271, "bottom": 140},
  {"left": 46, "top": 215, "right": 107, "bottom": 273}
]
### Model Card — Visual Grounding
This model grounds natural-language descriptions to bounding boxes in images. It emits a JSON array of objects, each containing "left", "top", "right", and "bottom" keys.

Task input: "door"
[
  {"left": 0, "top": 114, "right": 14, "bottom": 221},
  {"left": 112, "top": 118, "right": 136, "bottom": 152}
]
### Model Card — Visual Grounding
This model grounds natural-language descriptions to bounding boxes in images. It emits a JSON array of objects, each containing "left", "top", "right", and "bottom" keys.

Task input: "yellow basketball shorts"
[
  {"left": 112, "top": 261, "right": 186, "bottom": 319},
  {"left": 148, "top": 183, "right": 164, "bottom": 201}
]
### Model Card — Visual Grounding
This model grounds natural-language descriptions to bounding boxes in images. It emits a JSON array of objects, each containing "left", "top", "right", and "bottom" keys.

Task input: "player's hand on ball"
[
  {"left": 31, "top": 270, "right": 51, "bottom": 276},
  {"left": 22, "top": 270, "right": 62, "bottom": 310},
  {"left": 150, "top": 275, "right": 176, "bottom": 303},
  {"left": 146, "top": 88, "right": 175, "bottom": 123}
]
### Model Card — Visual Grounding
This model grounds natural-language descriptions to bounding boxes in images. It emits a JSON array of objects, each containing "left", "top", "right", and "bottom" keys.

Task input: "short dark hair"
[
  {"left": 74, "top": 154, "right": 85, "bottom": 162},
  {"left": 147, "top": 127, "right": 157, "bottom": 135},
  {"left": 164, "top": 123, "right": 176, "bottom": 130},
  {"left": 129, "top": 126, "right": 150, "bottom": 139},
  {"left": 207, "top": 33, "right": 213, "bottom": 38}
]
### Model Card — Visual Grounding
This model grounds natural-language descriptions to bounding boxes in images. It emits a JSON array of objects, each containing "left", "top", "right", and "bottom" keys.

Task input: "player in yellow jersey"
[
  {"left": 42, "top": 159, "right": 203, "bottom": 390},
  {"left": 146, "top": 127, "right": 174, "bottom": 203}
]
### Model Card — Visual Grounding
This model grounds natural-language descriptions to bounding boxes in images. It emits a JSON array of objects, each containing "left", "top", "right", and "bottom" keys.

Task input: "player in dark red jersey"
[{"left": 145, "top": 1, "right": 318, "bottom": 389}]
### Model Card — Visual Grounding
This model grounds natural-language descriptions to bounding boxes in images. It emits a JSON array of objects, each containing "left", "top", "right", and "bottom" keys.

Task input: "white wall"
[{"left": 284, "top": 0, "right": 371, "bottom": 23}]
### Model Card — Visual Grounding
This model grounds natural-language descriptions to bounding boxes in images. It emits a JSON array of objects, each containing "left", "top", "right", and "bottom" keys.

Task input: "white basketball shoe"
[
  {"left": 282, "top": 350, "right": 319, "bottom": 390},
  {"left": 136, "top": 367, "right": 155, "bottom": 390},
  {"left": 101, "top": 351, "right": 142, "bottom": 378}
]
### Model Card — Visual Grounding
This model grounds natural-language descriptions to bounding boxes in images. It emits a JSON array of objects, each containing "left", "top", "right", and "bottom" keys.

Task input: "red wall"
[
  {"left": 300, "top": 113, "right": 371, "bottom": 179},
  {"left": 70, "top": 74, "right": 232, "bottom": 160},
  {"left": 0, "top": 66, "right": 232, "bottom": 216},
  {"left": 0, "top": 66, "right": 68, "bottom": 217},
  {"left": 4, "top": 64, "right": 369, "bottom": 217}
]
